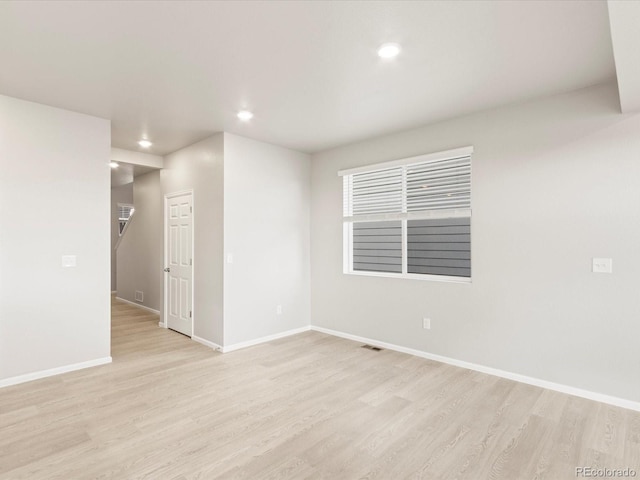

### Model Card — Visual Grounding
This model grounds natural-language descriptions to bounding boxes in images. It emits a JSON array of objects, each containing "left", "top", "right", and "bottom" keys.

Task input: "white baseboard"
[
  {"left": 0, "top": 357, "right": 112, "bottom": 389},
  {"left": 158, "top": 322, "right": 165, "bottom": 328},
  {"left": 115, "top": 296, "right": 160, "bottom": 315},
  {"left": 222, "top": 326, "right": 311, "bottom": 353},
  {"left": 193, "top": 335, "right": 222, "bottom": 352},
  {"left": 310, "top": 326, "right": 640, "bottom": 412}
]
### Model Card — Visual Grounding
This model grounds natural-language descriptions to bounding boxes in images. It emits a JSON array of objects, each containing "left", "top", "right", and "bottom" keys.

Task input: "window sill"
[{"left": 344, "top": 270, "right": 472, "bottom": 284}]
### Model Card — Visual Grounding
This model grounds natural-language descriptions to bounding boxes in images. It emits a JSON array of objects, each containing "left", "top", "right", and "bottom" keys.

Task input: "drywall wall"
[
  {"left": 0, "top": 94, "right": 111, "bottom": 382},
  {"left": 116, "top": 171, "right": 162, "bottom": 311},
  {"left": 310, "top": 82, "right": 640, "bottom": 402},
  {"left": 111, "top": 183, "right": 133, "bottom": 291},
  {"left": 223, "top": 133, "right": 311, "bottom": 347},
  {"left": 161, "top": 134, "right": 224, "bottom": 345},
  {"left": 111, "top": 147, "right": 163, "bottom": 169}
]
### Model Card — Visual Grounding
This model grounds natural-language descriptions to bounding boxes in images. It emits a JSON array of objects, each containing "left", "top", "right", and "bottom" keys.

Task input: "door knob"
[{"left": 164, "top": 267, "right": 170, "bottom": 272}]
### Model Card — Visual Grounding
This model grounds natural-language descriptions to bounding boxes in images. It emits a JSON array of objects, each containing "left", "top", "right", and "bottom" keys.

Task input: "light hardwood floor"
[{"left": 1, "top": 296, "right": 639, "bottom": 479}]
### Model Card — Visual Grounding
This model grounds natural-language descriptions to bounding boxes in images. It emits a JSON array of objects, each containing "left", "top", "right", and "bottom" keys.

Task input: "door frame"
[{"left": 163, "top": 189, "right": 195, "bottom": 337}]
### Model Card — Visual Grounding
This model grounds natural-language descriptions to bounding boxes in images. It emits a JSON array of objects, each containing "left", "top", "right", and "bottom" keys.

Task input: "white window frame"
[
  {"left": 340, "top": 146, "right": 473, "bottom": 284},
  {"left": 117, "top": 203, "right": 135, "bottom": 236}
]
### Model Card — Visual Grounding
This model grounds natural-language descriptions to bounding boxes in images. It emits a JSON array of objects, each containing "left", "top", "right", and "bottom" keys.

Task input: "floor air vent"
[{"left": 361, "top": 344, "right": 383, "bottom": 351}]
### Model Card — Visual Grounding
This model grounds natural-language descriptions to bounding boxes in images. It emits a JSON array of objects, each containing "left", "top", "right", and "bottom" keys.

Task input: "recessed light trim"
[
  {"left": 109, "top": 161, "right": 119, "bottom": 169},
  {"left": 138, "top": 139, "right": 152, "bottom": 148},
  {"left": 237, "top": 110, "right": 254, "bottom": 121},
  {"left": 377, "top": 43, "right": 401, "bottom": 59}
]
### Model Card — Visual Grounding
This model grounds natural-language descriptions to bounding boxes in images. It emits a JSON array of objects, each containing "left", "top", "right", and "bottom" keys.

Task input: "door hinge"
[
  {"left": 190, "top": 206, "right": 192, "bottom": 213},
  {"left": 190, "top": 258, "right": 193, "bottom": 266},
  {"left": 189, "top": 311, "right": 192, "bottom": 318}
]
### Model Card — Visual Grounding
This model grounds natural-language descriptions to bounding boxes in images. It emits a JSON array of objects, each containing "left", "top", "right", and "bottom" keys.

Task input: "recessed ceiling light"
[
  {"left": 237, "top": 110, "right": 254, "bottom": 121},
  {"left": 138, "top": 139, "right": 152, "bottom": 148},
  {"left": 109, "top": 161, "right": 119, "bottom": 169},
  {"left": 377, "top": 43, "right": 401, "bottom": 59}
]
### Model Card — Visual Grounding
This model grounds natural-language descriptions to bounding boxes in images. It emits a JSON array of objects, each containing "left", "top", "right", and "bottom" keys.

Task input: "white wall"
[
  {"left": 111, "top": 183, "right": 133, "bottom": 291},
  {"left": 110, "top": 147, "right": 163, "bottom": 169},
  {"left": 162, "top": 134, "right": 225, "bottom": 345},
  {"left": 310, "top": 82, "right": 640, "bottom": 402},
  {"left": 223, "top": 133, "right": 311, "bottom": 347},
  {"left": 116, "top": 171, "right": 162, "bottom": 311},
  {"left": 0, "top": 95, "right": 111, "bottom": 382}
]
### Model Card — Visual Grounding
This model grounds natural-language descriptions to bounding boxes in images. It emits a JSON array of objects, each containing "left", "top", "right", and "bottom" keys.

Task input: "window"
[
  {"left": 118, "top": 204, "right": 134, "bottom": 235},
  {"left": 340, "top": 146, "right": 472, "bottom": 282}
]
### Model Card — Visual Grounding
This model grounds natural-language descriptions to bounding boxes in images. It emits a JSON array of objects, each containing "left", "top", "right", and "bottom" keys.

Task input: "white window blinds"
[
  {"left": 406, "top": 155, "right": 471, "bottom": 212},
  {"left": 343, "top": 167, "right": 403, "bottom": 216},
  {"left": 341, "top": 147, "right": 472, "bottom": 220}
]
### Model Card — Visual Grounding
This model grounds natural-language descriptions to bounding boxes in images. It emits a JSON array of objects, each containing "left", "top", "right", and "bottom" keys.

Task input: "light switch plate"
[
  {"left": 62, "top": 255, "right": 77, "bottom": 268},
  {"left": 592, "top": 257, "right": 612, "bottom": 273}
]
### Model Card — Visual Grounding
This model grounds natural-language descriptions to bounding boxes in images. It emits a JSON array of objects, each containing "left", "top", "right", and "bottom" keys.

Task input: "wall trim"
[
  {"left": 193, "top": 335, "right": 222, "bottom": 352},
  {"left": 115, "top": 296, "right": 160, "bottom": 315},
  {"left": 158, "top": 322, "right": 165, "bottom": 328},
  {"left": 0, "top": 357, "right": 112, "bottom": 389},
  {"left": 310, "top": 326, "right": 640, "bottom": 412},
  {"left": 222, "top": 326, "right": 311, "bottom": 353}
]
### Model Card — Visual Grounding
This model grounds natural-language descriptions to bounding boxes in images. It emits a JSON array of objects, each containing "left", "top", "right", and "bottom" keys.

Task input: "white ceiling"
[{"left": 0, "top": 1, "right": 616, "bottom": 155}]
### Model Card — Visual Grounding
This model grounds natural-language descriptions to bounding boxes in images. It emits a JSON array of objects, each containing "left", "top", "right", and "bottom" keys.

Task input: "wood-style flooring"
[{"left": 1, "top": 296, "right": 639, "bottom": 479}]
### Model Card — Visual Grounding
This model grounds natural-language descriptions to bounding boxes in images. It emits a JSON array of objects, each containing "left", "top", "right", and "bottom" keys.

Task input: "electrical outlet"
[
  {"left": 61, "top": 255, "right": 76, "bottom": 267},
  {"left": 135, "top": 291, "right": 144, "bottom": 302},
  {"left": 423, "top": 317, "right": 431, "bottom": 330},
  {"left": 276, "top": 305, "right": 283, "bottom": 315},
  {"left": 592, "top": 257, "right": 612, "bottom": 274}
]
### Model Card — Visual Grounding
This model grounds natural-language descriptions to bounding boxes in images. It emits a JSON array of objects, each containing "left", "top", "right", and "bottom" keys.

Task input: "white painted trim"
[
  {"left": 222, "top": 326, "right": 311, "bottom": 353},
  {"left": 193, "top": 335, "right": 222, "bottom": 352},
  {"left": 0, "top": 357, "right": 112, "bottom": 388},
  {"left": 345, "top": 270, "right": 472, "bottom": 284},
  {"left": 165, "top": 189, "right": 195, "bottom": 199},
  {"left": 111, "top": 290, "right": 116, "bottom": 294},
  {"left": 115, "top": 296, "right": 160, "bottom": 315},
  {"left": 343, "top": 208, "right": 472, "bottom": 223},
  {"left": 310, "top": 326, "right": 640, "bottom": 412},
  {"left": 158, "top": 322, "right": 165, "bottom": 327},
  {"left": 338, "top": 145, "right": 473, "bottom": 176}
]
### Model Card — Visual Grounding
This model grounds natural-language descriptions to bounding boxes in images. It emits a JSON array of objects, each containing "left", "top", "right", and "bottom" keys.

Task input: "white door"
[{"left": 165, "top": 192, "right": 193, "bottom": 337}]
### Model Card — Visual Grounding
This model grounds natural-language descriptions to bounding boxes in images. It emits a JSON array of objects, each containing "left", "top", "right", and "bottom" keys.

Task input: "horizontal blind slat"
[
  {"left": 407, "top": 174, "right": 471, "bottom": 188},
  {"left": 407, "top": 184, "right": 470, "bottom": 195}
]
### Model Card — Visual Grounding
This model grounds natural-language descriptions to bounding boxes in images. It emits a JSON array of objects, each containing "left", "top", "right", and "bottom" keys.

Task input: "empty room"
[{"left": 1, "top": 1, "right": 639, "bottom": 479}]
